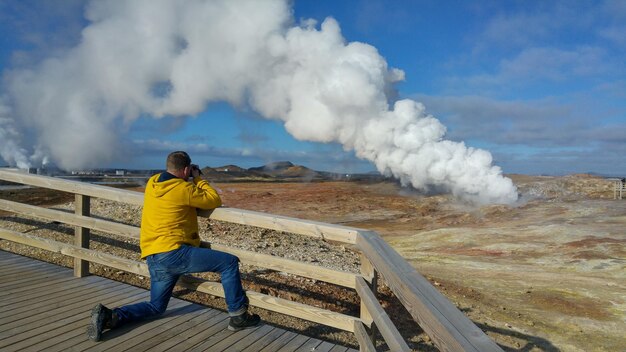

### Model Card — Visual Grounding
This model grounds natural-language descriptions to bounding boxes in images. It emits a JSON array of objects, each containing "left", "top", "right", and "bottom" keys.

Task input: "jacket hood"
[{"left": 148, "top": 173, "right": 185, "bottom": 197}]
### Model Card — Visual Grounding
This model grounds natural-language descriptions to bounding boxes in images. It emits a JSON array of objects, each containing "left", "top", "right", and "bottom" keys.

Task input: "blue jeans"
[{"left": 114, "top": 245, "right": 247, "bottom": 326}]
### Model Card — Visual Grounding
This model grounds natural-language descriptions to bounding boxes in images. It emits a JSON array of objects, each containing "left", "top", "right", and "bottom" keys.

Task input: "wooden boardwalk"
[{"left": 0, "top": 250, "right": 357, "bottom": 352}]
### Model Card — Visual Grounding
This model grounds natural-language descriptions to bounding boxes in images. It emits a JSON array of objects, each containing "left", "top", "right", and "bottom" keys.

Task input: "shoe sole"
[
  {"left": 227, "top": 321, "right": 262, "bottom": 332},
  {"left": 86, "top": 304, "right": 105, "bottom": 341}
]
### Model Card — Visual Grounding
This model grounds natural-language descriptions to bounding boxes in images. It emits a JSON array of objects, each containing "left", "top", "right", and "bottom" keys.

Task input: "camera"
[{"left": 191, "top": 164, "right": 203, "bottom": 175}]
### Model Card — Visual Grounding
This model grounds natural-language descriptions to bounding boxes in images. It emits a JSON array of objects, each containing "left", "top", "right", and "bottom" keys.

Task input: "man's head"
[{"left": 166, "top": 151, "right": 191, "bottom": 172}]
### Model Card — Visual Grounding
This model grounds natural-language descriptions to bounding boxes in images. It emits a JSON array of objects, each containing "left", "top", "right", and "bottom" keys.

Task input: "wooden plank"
[
  {"left": 185, "top": 321, "right": 244, "bottom": 351},
  {"left": 310, "top": 341, "right": 337, "bottom": 352},
  {"left": 3, "top": 291, "right": 148, "bottom": 352},
  {"left": 228, "top": 324, "right": 276, "bottom": 351},
  {"left": 206, "top": 207, "right": 359, "bottom": 244},
  {"left": 0, "top": 277, "right": 120, "bottom": 318},
  {"left": 356, "top": 230, "right": 503, "bottom": 352},
  {"left": 179, "top": 276, "right": 359, "bottom": 332},
  {"left": 0, "top": 258, "right": 52, "bottom": 272},
  {"left": 74, "top": 194, "right": 91, "bottom": 277},
  {"left": 359, "top": 253, "right": 376, "bottom": 331},
  {"left": 0, "top": 276, "right": 98, "bottom": 308},
  {"left": 0, "top": 170, "right": 144, "bottom": 205},
  {"left": 151, "top": 313, "right": 229, "bottom": 351},
  {"left": 355, "top": 276, "right": 409, "bottom": 351},
  {"left": 0, "top": 263, "right": 60, "bottom": 286},
  {"left": 0, "top": 278, "right": 113, "bottom": 315},
  {"left": 240, "top": 326, "right": 289, "bottom": 352},
  {"left": 294, "top": 338, "right": 323, "bottom": 351},
  {"left": 0, "top": 199, "right": 141, "bottom": 238},
  {"left": 0, "top": 258, "right": 51, "bottom": 271},
  {"left": 0, "top": 269, "right": 62, "bottom": 287},
  {"left": 0, "top": 253, "right": 29, "bottom": 264},
  {"left": 235, "top": 324, "right": 280, "bottom": 352},
  {"left": 140, "top": 308, "right": 225, "bottom": 352},
  {"left": 276, "top": 334, "right": 310, "bottom": 351},
  {"left": 258, "top": 330, "right": 299, "bottom": 352},
  {"left": 202, "top": 324, "right": 263, "bottom": 351},
  {"left": 353, "top": 322, "right": 376, "bottom": 352}
]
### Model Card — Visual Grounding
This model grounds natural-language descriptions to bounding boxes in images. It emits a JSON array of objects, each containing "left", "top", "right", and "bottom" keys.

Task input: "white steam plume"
[
  {"left": 1, "top": 0, "right": 518, "bottom": 204},
  {"left": 0, "top": 97, "right": 30, "bottom": 168}
]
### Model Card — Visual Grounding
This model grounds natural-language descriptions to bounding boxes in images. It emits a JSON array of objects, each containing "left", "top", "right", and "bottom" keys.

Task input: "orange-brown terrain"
[
  {"left": 1, "top": 173, "right": 624, "bottom": 351},
  {"left": 210, "top": 175, "right": 625, "bottom": 352}
]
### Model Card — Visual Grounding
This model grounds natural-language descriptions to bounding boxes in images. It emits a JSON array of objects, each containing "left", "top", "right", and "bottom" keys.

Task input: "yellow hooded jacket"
[{"left": 140, "top": 173, "right": 222, "bottom": 258}]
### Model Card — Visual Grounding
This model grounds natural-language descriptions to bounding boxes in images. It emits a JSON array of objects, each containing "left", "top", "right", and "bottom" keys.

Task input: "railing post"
[
  {"left": 360, "top": 252, "right": 379, "bottom": 349},
  {"left": 74, "top": 194, "right": 90, "bottom": 277}
]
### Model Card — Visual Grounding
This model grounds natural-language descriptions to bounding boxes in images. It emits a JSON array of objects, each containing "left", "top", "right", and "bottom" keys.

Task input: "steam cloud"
[{"left": 0, "top": 0, "right": 518, "bottom": 204}]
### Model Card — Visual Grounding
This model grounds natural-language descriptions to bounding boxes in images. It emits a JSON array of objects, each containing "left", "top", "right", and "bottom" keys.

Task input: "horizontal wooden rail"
[
  {"left": 0, "top": 228, "right": 359, "bottom": 332},
  {"left": 206, "top": 208, "right": 358, "bottom": 244},
  {"left": 0, "top": 199, "right": 358, "bottom": 289},
  {"left": 0, "top": 169, "right": 144, "bottom": 205},
  {"left": 179, "top": 276, "right": 358, "bottom": 332},
  {"left": 0, "top": 169, "right": 357, "bottom": 244},
  {"left": 356, "top": 231, "right": 503, "bottom": 352},
  {"left": 0, "top": 199, "right": 139, "bottom": 238},
  {"left": 356, "top": 276, "right": 410, "bottom": 351}
]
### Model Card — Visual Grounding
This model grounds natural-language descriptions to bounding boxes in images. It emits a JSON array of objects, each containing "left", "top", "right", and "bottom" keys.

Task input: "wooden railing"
[
  {"left": 0, "top": 170, "right": 503, "bottom": 352},
  {"left": 613, "top": 180, "right": 625, "bottom": 200}
]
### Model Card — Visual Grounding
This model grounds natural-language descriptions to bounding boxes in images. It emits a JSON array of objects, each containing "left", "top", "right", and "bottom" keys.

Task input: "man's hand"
[{"left": 190, "top": 164, "right": 202, "bottom": 178}]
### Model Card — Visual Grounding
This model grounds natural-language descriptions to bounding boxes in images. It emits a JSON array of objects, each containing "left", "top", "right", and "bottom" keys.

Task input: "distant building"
[{"left": 116, "top": 170, "right": 126, "bottom": 176}]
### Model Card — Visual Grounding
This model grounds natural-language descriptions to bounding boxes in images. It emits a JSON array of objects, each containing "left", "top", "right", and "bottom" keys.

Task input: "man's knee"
[
  {"left": 151, "top": 302, "right": 169, "bottom": 316},
  {"left": 227, "top": 254, "right": 240, "bottom": 267}
]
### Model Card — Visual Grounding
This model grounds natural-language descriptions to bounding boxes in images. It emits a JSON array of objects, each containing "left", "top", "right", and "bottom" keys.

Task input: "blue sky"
[{"left": 1, "top": 0, "right": 625, "bottom": 176}]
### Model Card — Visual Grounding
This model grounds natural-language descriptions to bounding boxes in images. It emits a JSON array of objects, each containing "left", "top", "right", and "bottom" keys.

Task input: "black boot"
[
  {"left": 228, "top": 311, "right": 261, "bottom": 331},
  {"left": 86, "top": 304, "right": 117, "bottom": 341}
]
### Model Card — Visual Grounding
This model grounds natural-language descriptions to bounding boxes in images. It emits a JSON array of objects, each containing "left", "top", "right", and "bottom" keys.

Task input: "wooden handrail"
[
  {"left": 0, "top": 169, "right": 505, "bottom": 351},
  {"left": 356, "top": 231, "right": 503, "bottom": 351},
  {"left": 356, "top": 276, "right": 410, "bottom": 351}
]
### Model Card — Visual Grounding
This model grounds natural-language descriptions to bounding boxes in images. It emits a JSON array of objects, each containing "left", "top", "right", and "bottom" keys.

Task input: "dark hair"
[{"left": 166, "top": 151, "right": 191, "bottom": 171}]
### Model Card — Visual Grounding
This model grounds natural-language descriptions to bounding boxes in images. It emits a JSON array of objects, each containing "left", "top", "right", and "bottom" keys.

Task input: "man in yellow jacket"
[{"left": 87, "top": 151, "right": 260, "bottom": 341}]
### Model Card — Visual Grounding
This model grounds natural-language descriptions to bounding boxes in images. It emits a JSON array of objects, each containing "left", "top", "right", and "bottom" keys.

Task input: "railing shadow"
[{"left": 474, "top": 322, "right": 560, "bottom": 352}]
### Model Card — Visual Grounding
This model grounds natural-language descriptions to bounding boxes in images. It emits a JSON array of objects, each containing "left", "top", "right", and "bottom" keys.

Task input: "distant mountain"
[
  {"left": 248, "top": 161, "right": 294, "bottom": 173},
  {"left": 199, "top": 161, "right": 385, "bottom": 183},
  {"left": 214, "top": 165, "right": 248, "bottom": 173},
  {"left": 248, "top": 161, "right": 320, "bottom": 179}
]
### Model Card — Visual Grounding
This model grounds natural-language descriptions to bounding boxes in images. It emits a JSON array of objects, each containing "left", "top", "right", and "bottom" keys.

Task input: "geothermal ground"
[
  {"left": 212, "top": 175, "right": 625, "bottom": 351},
  {"left": 1, "top": 174, "right": 624, "bottom": 351}
]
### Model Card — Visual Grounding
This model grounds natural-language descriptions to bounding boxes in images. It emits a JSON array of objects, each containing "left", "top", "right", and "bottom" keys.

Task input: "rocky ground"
[{"left": 1, "top": 174, "right": 625, "bottom": 351}]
